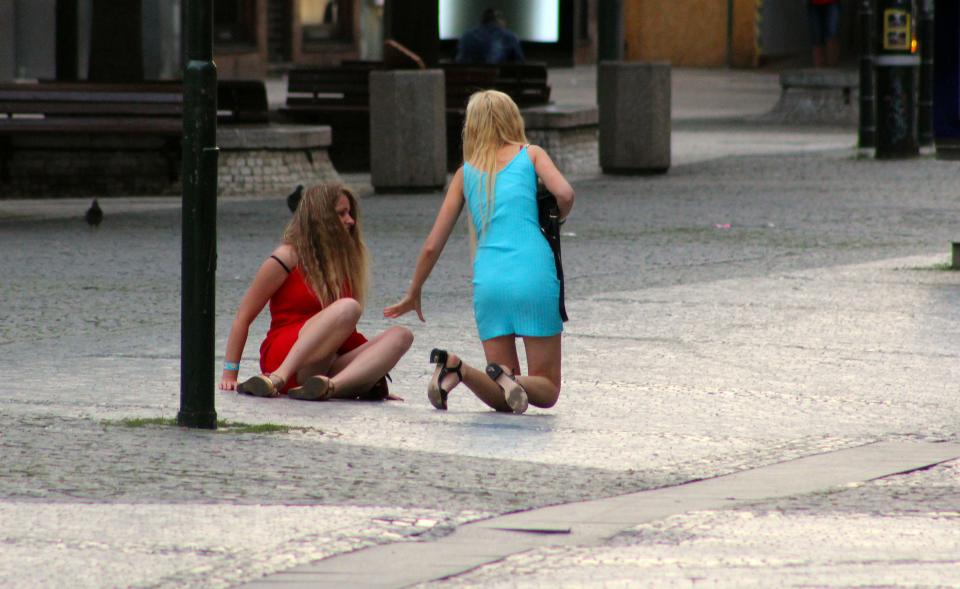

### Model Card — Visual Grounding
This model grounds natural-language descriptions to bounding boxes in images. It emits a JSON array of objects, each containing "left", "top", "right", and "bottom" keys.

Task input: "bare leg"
[
  {"left": 826, "top": 37, "right": 840, "bottom": 68},
  {"left": 432, "top": 336, "right": 519, "bottom": 411},
  {"left": 516, "top": 335, "right": 561, "bottom": 408},
  {"left": 270, "top": 298, "right": 361, "bottom": 386},
  {"left": 468, "top": 335, "right": 523, "bottom": 411},
  {"left": 316, "top": 326, "right": 413, "bottom": 398},
  {"left": 812, "top": 45, "right": 825, "bottom": 68}
]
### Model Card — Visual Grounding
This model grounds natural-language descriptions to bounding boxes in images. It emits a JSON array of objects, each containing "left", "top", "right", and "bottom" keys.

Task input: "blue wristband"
[{"left": 223, "top": 361, "right": 240, "bottom": 371}]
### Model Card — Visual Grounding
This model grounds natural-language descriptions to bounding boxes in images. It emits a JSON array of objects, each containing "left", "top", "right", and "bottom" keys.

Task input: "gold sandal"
[
  {"left": 237, "top": 373, "right": 284, "bottom": 398},
  {"left": 288, "top": 375, "right": 335, "bottom": 401}
]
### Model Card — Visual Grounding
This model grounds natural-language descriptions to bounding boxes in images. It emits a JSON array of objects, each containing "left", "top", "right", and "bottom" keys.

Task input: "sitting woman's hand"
[
  {"left": 219, "top": 372, "right": 238, "bottom": 391},
  {"left": 384, "top": 290, "right": 425, "bottom": 322}
]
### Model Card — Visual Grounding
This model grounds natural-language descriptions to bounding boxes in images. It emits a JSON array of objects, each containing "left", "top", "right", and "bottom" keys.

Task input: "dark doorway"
[
  {"left": 267, "top": 0, "right": 293, "bottom": 63},
  {"left": 89, "top": 0, "right": 143, "bottom": 81}
]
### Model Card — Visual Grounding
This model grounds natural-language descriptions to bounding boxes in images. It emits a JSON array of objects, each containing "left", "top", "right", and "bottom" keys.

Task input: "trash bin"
[
  {"left": 598, "top": 61, "right": 671, "bottom": 174},
  {"left": 370, "top": 69, "right": 447, "bottom": 192}
]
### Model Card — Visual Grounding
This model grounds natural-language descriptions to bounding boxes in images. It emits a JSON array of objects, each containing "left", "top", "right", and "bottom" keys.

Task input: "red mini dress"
[{"left": 259, "top": 265, "right": 367, "bottom": 393}]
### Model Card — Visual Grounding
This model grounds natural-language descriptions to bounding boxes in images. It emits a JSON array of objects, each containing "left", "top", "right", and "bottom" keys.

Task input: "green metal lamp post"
[{"left": 177, "top": 0, "right": 219, "bottom": 429}]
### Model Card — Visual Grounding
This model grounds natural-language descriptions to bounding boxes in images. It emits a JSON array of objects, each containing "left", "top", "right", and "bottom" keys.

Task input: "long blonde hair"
[
  {"left": 462, "top": 90, "right": 528, "bottom": 234},
  {"left": 283, "top": 183, "right": 369, "bottom": 306}
]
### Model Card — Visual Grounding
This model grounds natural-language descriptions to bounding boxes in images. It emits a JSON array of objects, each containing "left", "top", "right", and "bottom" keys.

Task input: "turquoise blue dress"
[{"left": 463, "top": 146, "right": 562, "bottom": 341}]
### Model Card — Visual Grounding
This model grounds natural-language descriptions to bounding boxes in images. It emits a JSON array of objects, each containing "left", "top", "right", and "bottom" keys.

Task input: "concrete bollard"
[
  {"left": 370, "top": 69, "right": 447, "bottom": 192},
  {"left": 598, "top": 61, "right": 671, "bottom": 174}
]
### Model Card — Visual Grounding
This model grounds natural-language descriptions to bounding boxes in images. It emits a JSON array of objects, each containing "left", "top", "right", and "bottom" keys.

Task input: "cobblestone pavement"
[
  {"left": 424, "top": 459, "right": 960, "bottom": 588},
  {"left": 2, "top": 68, "right": 960, "bottom": 587}
]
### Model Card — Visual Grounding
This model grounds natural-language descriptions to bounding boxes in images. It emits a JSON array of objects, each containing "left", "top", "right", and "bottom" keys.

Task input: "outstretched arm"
[
  {"left": 528, "top": 145, "right": 575, "bottom": 219},
  {"left": 220, "top": 245, "right": 294, "bottom": 390},
  {"left": 384, "top": 168, "right": 465, "bottom": 321}
]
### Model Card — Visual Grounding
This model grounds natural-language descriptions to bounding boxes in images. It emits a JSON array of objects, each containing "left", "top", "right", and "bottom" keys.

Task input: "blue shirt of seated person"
[{"left": 455, "top": 9, "right": 525, "bottom": 65}]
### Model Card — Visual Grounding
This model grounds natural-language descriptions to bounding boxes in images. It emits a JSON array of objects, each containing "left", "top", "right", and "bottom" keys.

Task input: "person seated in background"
[{"left": 455, "top": 8, "right": 525, "bottom": 65}]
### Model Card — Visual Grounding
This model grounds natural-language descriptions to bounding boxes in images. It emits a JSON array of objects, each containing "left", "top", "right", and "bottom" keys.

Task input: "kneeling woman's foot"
[
  {"left": 237, "top": 373, "right": 284, "bottom": 398},
  {"left": 485, "top": 364, "right": 529, "bottom": 415},
  {"left": 288, "top": 374, "right": 335, "bottom": 401},
  {"left": 427, "top": 348, "right": 463, "bottom": 410}
]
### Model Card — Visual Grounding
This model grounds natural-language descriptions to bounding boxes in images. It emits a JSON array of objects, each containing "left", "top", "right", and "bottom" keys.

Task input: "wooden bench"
[
  {"left": 281, "top": 63, "right": 550, "bottom": 170},
  {"left": 0, "top": 82, "right": 184, "bottom": 183},
  {"left": 0, "top": 79, "right": 269, "bottom": 132},
  {"left": 0, "top": 82, "right": 183, "bottom": 135},
  {"left": 280, "top": 64, "right": 383, "bottom": 171},
  {"left": 217, "top": 79, "right": 270, "bottom": 124},
  {"left": 440, "top": 63, "right": 550, "bottom": 167},
  {"left": 0, "top": 80, "right": 270, "bottom": 190},
  {"left": 442, "top": 63, "right": 550, "bottom": 108}
]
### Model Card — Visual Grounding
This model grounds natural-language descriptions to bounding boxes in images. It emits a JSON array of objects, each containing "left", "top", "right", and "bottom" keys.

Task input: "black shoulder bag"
[{"left": 537, "top": 183, "right": 568, "bottom": 322}]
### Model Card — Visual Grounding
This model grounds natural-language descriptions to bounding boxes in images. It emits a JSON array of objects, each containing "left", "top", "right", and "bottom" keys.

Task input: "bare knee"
[
  {"left": 387, "top": 326, "right": 414, "bottom": 353},
  {"left": 535, "top": 382, "right": 561, "bottom": 408},
  {"left": 327, "top": 297, "right": 362, "bottom": 326},
  {"left": 524, "top": 376, "right": 560, "bottom": 409}
]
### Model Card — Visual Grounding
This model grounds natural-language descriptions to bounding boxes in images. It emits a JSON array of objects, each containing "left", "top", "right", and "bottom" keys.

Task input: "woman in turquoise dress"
[{"left": 385, "top": 90, "right": 575, "bottom": 414}]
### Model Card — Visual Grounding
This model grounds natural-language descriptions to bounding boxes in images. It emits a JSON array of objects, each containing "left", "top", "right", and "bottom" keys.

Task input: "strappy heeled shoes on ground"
[
  {"left": 288, "top": 374, "right": 335, "bottom": 401},
  {"left": 237, "top": 373, "right": 285, "bottom": 398},
  {"left": 485, "top": 363, "right": 529, "bottom": 415},
  {"left": 427, "top": 348, "right": 463, "bottom": 410}
]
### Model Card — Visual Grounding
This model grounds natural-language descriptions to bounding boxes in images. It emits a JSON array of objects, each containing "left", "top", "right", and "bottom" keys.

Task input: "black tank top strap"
[{"left": 269, "top": 254, "right": 292, "bottom": 274}]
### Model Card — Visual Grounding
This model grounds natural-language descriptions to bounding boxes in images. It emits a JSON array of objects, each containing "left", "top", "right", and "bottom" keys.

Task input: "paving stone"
[{"left": 1, "top": 67, "right": 959, "bottom": 588}]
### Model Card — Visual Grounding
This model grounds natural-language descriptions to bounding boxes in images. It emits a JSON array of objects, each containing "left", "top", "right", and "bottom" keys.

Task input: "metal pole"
[
  {"left": 598, "top": 0, "right": 624, "bottom": 62},
  {"left": 859, "top": 0, "right": 876, "bottom": 148},
  {"left": 726, "top": 0, "right": 735, "bottom": 67},
  {"left": 178, "top": 0, "right": 219, "bottom": 429},
  {"left": 918, "top": 0, "right": 934, "bottom": 147},
  {"left": 875, "top": 0, "right": 919, "bottom": 159}
]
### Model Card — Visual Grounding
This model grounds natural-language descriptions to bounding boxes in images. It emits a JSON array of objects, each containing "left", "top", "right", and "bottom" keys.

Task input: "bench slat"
[
  {"left": 280, "top": 104, "right": 370, "bottom": 115},
  {"left": 0, "top": 89, "right": 182, "bottom": 104},
  {"left": 0, "top": 80, "right": 269, "bottom": 128},
  {"left": 0, "top": 116, "right": 182, "bottom": 134},
  {"left": 0, "top": 102, "right": 183, "bottom": 115}
]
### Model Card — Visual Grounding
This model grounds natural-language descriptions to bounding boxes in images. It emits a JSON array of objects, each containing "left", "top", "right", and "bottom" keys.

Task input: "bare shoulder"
[
  {"left": 526, "top": 144, "right": 550, "bottom": 162},
  {"left": 449, "top": 166, "right": 465, "bottom": 192},
  {"left": 271, "top": 243, "right": 298, "bottom": 267}
]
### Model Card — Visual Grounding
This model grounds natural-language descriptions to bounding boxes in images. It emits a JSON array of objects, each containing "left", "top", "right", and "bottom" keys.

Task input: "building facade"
[
  {"left": 625, "top": 0, "right": 859, "bottom": 67},
  {"left": 1, "top": 0, "right": 862, "bottom": 83},
  {"left": 0, "top": 0, "right": 375, "bottom": 81}
]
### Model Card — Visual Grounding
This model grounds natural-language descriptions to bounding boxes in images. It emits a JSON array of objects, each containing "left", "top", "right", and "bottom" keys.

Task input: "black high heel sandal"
[
  {"left": 427, "top": 348, "right": 463, "bottom": 410},
  {"left": 485, "top": 364, "right": 529, "bottom": 415}
]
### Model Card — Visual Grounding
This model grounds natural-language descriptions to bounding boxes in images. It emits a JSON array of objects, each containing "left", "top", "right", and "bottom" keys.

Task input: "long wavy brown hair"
[
  {"left": 463, "top": 90, "right": 528, "bottom": 234},
  {"left": 283, "top": 183, "right": 369, "bottom": 306}
]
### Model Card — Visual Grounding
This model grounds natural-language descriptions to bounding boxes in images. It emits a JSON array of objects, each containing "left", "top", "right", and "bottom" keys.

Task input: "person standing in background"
[{"left": 809, "top": 0, "right": 842, "bottom": 67}]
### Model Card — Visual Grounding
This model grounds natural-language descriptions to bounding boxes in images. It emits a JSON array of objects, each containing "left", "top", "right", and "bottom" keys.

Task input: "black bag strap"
[{"left": 536, "top": 184, "right": 568, "bottom": 322}]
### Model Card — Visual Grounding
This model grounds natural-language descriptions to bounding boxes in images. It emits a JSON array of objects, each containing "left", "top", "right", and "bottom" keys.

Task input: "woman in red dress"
[{"left": 219, "top": 183, "right": 413, "bottom": 400}]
